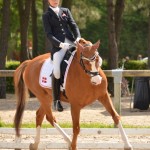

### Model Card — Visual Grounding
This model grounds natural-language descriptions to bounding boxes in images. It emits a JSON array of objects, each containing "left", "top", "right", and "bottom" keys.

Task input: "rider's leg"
[
  {"left": 52, "top": 48, "right": 67, "bottom": 111},
  {"left": 51, "top": 73, "right": 63, "bottom": 111}
]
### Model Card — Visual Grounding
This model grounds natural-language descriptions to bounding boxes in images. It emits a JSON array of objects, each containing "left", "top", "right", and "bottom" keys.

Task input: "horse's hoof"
[
  {"left": 15, "top": 149, "right": 21, "bottom": 150},
  {"left": 124, "top": 147, "right": 133, "bottom": 150},
  {"left": 68, "top": 146, "right": 78, "bottom": 150},
  {"left": 69, "top": 147, "right": 78, "bottom": 150},
  {"left": 29, "top": 143, "right": 38, "bottom": 150}
]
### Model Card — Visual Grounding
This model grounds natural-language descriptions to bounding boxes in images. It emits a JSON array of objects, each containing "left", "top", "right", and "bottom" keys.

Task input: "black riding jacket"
[{"left": 42, "top": 7, "right": 81, "bottom": 55}]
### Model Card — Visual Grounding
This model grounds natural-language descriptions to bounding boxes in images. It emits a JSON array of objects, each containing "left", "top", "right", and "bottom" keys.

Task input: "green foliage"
[
  {"left": 0, "top": 1, "right": 2, "bottom": 28},
  {"left": 5, "top": 61, "right": 20, "bottom": 93},
  {"left": 72, "top": 0, "right": 149, "bottom": 60},
  {"left": 106, "top": 59, "right": 148, "bottom": 70},
  {"left": 72, "top": 1, "right": 108, "bottom": 58},
  {"left": 37, "top": 21, "right": 45, "bottom": 54},
  {"left": 123, "top": 60, "right": 148, "bottom": 70},
  {"left": 1, "top": 0, "right": 150, "bottom": 93},
  {"left": 3, "top": 0, "right": 150, "bottom": 61},
  {"left": 7, "top": 1, "right": 20, "bottom": 58},
  {"left": 5, "top": 59, "right": 147, "bottom": 93},
  {"left": 6, "top": 61, "right": 20, "bottom": 70},
  {"left": 28, "top": 0, "right": 45, "bottom": 54},
  {"left": 101, "top": 59, "right": 108, "bottom": 70},
  {"left": 119, "top": 60, "right": 148, "bottom": 89},
  {"left": 119, "top": 9, "right": 148, "bottom": 59}
]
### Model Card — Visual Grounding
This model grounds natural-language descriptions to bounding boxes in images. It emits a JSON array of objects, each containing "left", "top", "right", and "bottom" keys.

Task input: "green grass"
[{"left": 0, "top": 120, "right": 150, "bottom": 128}]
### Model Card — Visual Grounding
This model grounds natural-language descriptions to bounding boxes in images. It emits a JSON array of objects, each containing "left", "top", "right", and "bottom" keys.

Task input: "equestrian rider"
[{"left": 42, "top": 0, "right": 81, "bottom": 111}]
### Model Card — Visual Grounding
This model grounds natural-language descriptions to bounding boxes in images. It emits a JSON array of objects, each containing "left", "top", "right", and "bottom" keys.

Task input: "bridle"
[
  {"left": 68, "top": 43, "right": 101, "bottom": 77},
  {"left": 79, "top": 49, "right": 100, "bottom": 77}
]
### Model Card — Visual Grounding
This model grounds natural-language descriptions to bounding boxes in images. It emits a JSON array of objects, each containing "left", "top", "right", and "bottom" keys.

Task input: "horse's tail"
[{"left": 14, "top": 60, "right": 30, "bottom": 137}]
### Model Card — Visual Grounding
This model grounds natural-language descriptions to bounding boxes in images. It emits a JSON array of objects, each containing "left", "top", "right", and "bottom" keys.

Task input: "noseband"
[{"left": 80, "top": 51, "right": 100, "bottom": 77}]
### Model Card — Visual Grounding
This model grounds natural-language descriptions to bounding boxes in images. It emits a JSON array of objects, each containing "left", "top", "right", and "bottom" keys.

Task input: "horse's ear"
[
  {"left": 77, "top": 42, "right": 84, "bottom": 53},
  {"left": 92, "top": 40, "right": 100, "bottom": 50}
]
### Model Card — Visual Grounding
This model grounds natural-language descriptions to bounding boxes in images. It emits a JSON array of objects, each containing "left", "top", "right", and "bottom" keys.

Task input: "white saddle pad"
[
  {"left": 39, "top": 58, "right": 53, "bottom": 89},
  {"left": 39, "top": 50, "right": 76, "bottom": 89}
]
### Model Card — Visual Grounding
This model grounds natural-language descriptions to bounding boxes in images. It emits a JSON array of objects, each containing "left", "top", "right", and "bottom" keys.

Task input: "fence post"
[{"left": 112, "top": 69, "right": 123, "bottom": 115}]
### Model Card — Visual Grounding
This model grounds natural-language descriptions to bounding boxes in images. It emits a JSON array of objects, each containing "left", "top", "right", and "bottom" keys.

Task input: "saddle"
[{"left": 39, "top": 46, "right": 76, "bottom": 90}]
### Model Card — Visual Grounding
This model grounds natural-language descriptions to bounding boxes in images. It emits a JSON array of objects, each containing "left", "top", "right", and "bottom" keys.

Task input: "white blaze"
[{"left": 90, "top": 61, "right": 102, "bottom": 85}]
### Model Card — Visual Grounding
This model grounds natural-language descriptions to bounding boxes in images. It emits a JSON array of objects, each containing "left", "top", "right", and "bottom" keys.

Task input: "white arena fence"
[{"left": 0, "top": 128, "right": 150, "bottom": 149}]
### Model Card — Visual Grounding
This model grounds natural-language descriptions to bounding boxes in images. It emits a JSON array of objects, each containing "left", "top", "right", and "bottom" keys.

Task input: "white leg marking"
[
  {"left": 118, "top": 121, "right": 133, "bottom": 149},
  {"left": 54, "top": 122, "right": 71, "bottom": 145},
  {"left": 34, "top": 125, "right": 41, "bottom": 144},
  {"left": 15, "top": 135, "right": 21, "bottom": 143}
]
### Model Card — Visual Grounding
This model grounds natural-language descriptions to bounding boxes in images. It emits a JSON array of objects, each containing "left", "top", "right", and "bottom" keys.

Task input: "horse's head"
[{"left": 76, "top": 39, "right": 102, "bottom": 85}]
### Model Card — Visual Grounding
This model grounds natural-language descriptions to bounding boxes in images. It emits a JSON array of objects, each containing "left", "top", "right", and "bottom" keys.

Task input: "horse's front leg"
[
  {"left": 70, "top": 104, "right": 81, "bottom": 150},
  {"left": 30, "top": 106, "right": 45, "bottom": 150},
  {"left": 98, "top": 92, "right": 133, "bottom": 150},
  {"left": 117, "top": 122, "right": 133, "bottom": 150}
]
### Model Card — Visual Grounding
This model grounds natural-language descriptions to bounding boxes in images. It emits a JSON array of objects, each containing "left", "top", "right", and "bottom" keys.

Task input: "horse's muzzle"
[{"left": 91, "top": 75, "right": 102, "bottom": 85}]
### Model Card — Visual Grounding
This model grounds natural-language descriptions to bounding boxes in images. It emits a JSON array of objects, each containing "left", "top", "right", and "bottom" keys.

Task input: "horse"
[{"left": 14, "top": 38, "right": 133, "bottom": 150}]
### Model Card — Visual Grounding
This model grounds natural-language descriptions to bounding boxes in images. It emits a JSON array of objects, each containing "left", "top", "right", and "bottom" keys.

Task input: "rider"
[{"left": 42, "top": 0, "right": 81, "bottom": 112}]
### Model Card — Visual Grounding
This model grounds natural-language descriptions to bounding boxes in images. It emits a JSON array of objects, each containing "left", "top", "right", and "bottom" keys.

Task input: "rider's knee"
[{"left": 53, "top": 69, "right": 60, "bottom": 79}]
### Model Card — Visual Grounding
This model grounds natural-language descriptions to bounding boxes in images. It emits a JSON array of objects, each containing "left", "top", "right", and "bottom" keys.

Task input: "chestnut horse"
[{"left": 14, "top": 39, "right": 132, "bottom": 150}]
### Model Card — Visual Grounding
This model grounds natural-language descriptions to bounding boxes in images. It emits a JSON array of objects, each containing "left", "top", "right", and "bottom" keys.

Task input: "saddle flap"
[{"left": 39, "top": 58, "right": 53, "bottom": 89}]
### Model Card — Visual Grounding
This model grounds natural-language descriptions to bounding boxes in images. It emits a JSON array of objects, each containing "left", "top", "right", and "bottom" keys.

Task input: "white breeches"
[
  {"left": 53, "top": 39, "right": 74, "bottom": 79},
  {"left": 53, "top": 48, "right": 67, "bottom": 79}
]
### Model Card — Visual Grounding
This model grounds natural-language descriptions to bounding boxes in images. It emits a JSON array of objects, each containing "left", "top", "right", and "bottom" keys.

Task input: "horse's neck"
[{"left": 71, "top": 55, "right": 90, "bottom": 81}]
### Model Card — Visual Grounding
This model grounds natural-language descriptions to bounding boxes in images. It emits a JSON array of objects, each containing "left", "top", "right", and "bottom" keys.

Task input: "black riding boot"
[{"left": 52, "top": 74, "right": 63, "bottom": 112}]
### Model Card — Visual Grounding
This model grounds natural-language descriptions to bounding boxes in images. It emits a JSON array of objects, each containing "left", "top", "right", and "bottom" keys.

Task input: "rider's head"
[{"left": 48, "top": 0, "right": 60, "bottom": 8}]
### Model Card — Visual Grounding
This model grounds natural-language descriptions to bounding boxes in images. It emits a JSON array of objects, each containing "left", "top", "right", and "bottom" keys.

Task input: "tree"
[
  {"left": 17, "top": 0, "right": 33, "bottom": 62},
  {"left": 106, "top": 0, "right": 125, "bottom": 69},
  {"left": 107, "top": 0, "right": 118, "bottom": 69},
  {"left": 61, "top": 0, "right": 73, "bottom": 10},
  {"left": 130, "top": 0, "right": 150, "bottom": 68},
  {"left": 148, "top": 7, "right": 150, "bottom": 69},
  {"left": 142, "top": 0, "right": 150, "bottom": 69},
  {"left": 115, "top": 0, "right": 125, "bottom": 46},
  {"left": 43, "top": 0, "right": 51, "bottom": 53},
  {"left": 106, "top": 0, "right": 125, "bottom": 96},
  {"left": 31, "top": 0, "right": 38, "bottom": 58},
  {"left": 0, "top": 0, "right": 11, "bottom": 98}
]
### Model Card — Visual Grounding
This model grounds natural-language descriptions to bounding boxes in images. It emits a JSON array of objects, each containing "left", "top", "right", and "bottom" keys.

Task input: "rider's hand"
[
  {"left": 74, "top": 37, "right": 81, "bottom": 44},
  {"left": 59, "top": 42, "right": 70, "bottom": 50}
]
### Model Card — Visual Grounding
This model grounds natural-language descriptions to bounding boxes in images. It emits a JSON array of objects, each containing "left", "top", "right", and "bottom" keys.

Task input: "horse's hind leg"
[
  {"left": 28, "top": 88, "right": 56, "bottom": 150},
  {"left": 30, "top": 106, "right": 45, "bottom": 150},
  {"left": 98, "top": 92, "right": 133, "bottom": 150}
]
